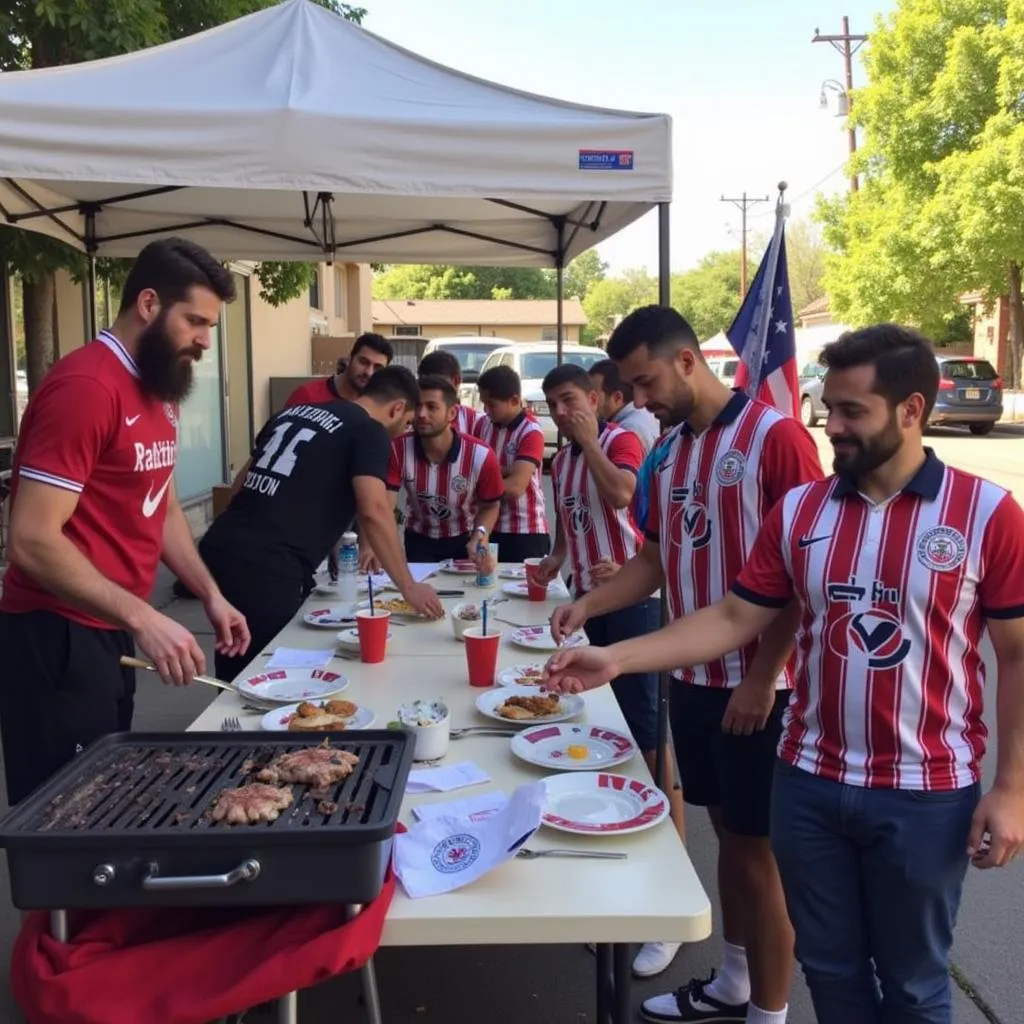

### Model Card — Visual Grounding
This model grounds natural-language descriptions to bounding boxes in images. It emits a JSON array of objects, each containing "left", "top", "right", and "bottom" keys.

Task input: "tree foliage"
[{"left": 818, "top": 0, "right": 1024, "bottom": 385}]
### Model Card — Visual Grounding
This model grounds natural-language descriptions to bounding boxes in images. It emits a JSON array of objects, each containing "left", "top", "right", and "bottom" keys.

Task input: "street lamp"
[{"left": 820, "top": 79, "right": 850, "bottom": 117}]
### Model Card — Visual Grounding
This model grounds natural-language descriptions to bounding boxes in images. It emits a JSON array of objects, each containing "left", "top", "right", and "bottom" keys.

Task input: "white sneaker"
[{"left": 633, "top": 941, "right": 682, "bottom": 978}]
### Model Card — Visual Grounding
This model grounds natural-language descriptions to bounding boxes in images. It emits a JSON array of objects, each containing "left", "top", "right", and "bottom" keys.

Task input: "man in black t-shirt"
[{"left": 200, "top": 366, "right": 444, "bottom": 680}]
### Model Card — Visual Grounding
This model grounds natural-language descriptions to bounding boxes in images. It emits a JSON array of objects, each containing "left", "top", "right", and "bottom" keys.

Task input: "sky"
[{"left": 359, "top": 0, "right": 895, "bottom": 275}]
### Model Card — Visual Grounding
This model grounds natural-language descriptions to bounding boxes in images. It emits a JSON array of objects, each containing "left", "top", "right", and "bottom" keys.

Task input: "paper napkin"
[
  {"left": 406, "top": 761, "right": 490, "bottom": 794},
  {"left": 264, "top": 647, "right": 333, "bottom": 670},
  {"left": 412, "top": 791, "right": 509, "bottom": 824}
]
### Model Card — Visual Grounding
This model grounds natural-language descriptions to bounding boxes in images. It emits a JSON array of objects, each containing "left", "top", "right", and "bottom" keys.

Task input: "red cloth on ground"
[{"left": 10, "top": 863, "right": 396, "bottom": 1024}]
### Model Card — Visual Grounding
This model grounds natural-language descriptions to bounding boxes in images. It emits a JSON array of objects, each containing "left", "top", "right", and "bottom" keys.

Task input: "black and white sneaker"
[{"left": 640, "top": 972, "right": 748, "bottom": 1023}]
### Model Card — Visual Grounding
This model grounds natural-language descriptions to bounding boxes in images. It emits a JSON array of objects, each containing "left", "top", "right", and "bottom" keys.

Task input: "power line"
[{"left": 720, "top": 191, "right": 770, "bottom": 295}]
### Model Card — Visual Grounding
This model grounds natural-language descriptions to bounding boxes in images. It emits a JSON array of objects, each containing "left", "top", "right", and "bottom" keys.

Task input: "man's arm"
[
  {"left": 579, "top": 436, "right": 635, "bottom": 509},
  {"left": 354, "top": 476, "right": 414, "bottom": 591},
  {"left": 472, "top": 500, "right": 500, "bottom": 539},
  {"left": 502, "top": 461, "right": 537, "bottom": 500}
]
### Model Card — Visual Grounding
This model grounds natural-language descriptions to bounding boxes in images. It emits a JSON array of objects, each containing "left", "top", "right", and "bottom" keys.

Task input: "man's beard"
[
  {"left": 832, "top": 412, "right": 903, "bottom": 479},
  {"left": 415, "top": 421, "right": 448, "bottom": 439},
  {"left": 655, "top": 381, "right": 696, "bottom": 429},
  {"left": 345, "top": 367, "right": 369, "bottom": 394},
  {"left": 136, "top": 314, "right": 201, "bottom": 403}
]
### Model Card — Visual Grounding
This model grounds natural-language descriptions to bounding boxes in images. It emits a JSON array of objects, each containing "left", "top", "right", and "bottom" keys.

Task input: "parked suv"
[
  {"left": 474, "top": 342, "right": 607, "bottom": 452},
  {"left": 420, "top": 337, "right": 515, "bottom": 405},
  {"left": 798, "top": 356, "right": 1003, "bottom": 435}
]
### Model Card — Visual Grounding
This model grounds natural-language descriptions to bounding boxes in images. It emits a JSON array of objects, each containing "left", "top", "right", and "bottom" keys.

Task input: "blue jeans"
[{"left": 770, "top": 760, "right": 979, "bottom": 1024}]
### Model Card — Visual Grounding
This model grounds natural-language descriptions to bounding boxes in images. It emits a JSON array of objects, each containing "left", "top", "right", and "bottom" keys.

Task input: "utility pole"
[
  {"left": 720, "top": 191, "right": 769, "bottom": 296},
  {"left": 813, "top": 16, "right": 868, "bottom": 191}
]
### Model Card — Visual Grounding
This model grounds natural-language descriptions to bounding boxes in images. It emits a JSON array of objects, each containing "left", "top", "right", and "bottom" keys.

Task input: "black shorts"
[
  {"left": 582, "top": 598, "right": 660, "bottom": 752},
  {"left": 670, "top": 681, "right": 789, "bottom": 837},
  {"left": 489, "top": 532, "right": 551, "bottom": 564},
  {"left": 404, "top": 530, "right": 473, "bottom": 564},
  {"left": 0, "top": 610, "right": 135, "bottom": 805}
]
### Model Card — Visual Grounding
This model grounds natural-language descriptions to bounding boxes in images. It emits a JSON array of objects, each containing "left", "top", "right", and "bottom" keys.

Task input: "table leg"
[
  {"left": 595, "top": 944, "right": 612, "bottom": 1024},
  {"left": 49, "top": 910, "right": 68, "bottom": 942},
  {"left": 347, "top": 903, "right": 383, "bottom": 1024},
  {"left": 612, "top": 944, "right": 632, "bottom": 1024},
  {"left": 276, "top": 991, "right": 297, "bottom": 1024}
]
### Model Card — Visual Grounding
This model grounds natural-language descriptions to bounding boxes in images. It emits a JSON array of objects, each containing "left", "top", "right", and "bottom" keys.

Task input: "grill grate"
[{"left": 16, "top": 735, "right": 403, "bottom": 837}]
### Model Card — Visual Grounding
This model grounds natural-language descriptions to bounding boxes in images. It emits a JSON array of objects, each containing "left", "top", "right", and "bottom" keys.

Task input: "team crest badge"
[
  {"left": 916, "top": 526, "right": 967, "bottom": 572},
  {"left": 431, "top": 834, "right": 482, "bottom": 874},
  {"left": 451, "top": 475, "right": 469, "bottom": 495},
  {"left": 562, "top": 494, "right": 593, "bottom": 535},
  {"left": 714, "top": 449, "right": 746, "bottom": 486}
]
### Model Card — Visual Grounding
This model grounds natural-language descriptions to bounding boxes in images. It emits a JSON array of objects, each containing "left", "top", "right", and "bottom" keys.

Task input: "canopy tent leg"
[
  {"left": 84, "top": 206, "right": 98, "bottom": 340},
  {"left": 655, "top": 200, "right": 671, "bottom": 794}
]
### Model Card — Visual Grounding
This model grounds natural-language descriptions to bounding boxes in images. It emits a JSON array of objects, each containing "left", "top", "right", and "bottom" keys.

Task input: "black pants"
[
  {"left": 200, "top": 542, "right": 311, "bottom": 682},
  {"left": 489, "top": 532, "right": 551, "bottom": 563},
  {"left": 0, "top": 610, "right": 135, "bottom": 805},
  {"left": 403, "top": 530, "right": 473, "bottom": 564}
]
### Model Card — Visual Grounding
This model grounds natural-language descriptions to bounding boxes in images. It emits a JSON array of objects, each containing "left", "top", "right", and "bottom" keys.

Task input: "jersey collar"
[
  {"left": 97, "top": 330, "right": 140, "bottom": 379},
  {"left": 504, "top": 410, "right": 527, "bottom": 431},
  {"left": 678, "top": 389, "right": 749, "bottom": 436},
  {"left": 831, "top": 448, "right": 946, "bottom": 501},
  {"left": 414, "top": 428, "right": 462, "bottom": 465},
  {"left": 327, "top": 375, "right": 342, "bottom": 399}
]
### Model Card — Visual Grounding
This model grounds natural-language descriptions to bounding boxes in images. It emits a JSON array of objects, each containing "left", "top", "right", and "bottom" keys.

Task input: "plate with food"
[
  {"left": 303, "top": 606, "right": 358, "bottom": 628},
  {"left": 260, "top": 698, "right": 374, "bottom": 732},
  {"left": 540, "top": 772, "right": 670, "bottom": 836},
  {"left": 496, "top": 664, "right": 546, "bottom": 687},
  {"left": 475, "top": 685, "right": 583, "bottom": 725},
  {"left": 335, "top": 627, "right": 393, "bottom": 651},
  {"left": 235, "top": 668, "right": 349, "bottom": 704},
  {"left": 508, "top": 625, "right": 589, "bottom": 652},
  {"left": 511, "top": 724, "right": 636, "bottom": 771},
  {"left": 356, "top": 597, "right": 424, "bottom": 618},
  {"left": 440, "top": 558, "right": 479, "bottom": 576},
  {"left": 498, "top": 565, "right": 527, "bottom": 580}
]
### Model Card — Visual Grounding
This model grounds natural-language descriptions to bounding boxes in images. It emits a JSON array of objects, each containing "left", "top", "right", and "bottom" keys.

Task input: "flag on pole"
[{"left": 726, "top": 197, "right": 800, "bottom": 418}]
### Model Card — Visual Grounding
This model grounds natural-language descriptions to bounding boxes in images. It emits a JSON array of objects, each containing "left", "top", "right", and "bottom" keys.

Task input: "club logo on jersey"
[
  {"left": 451, "top": 475, "right": 469, "bottom": 495},
  {"left": 827, "top": 609, "right": 912, "bottom": 671},
  {"left": 916, "top": 525, "right": 967, "bottom": 572},
  {"left": 505, "top": 440, "right": 518, "bottom": 458},
  {"left": 668, "top": 486, "right": 711, "bottom": 549},
  {"left": 562, "top": 494, "right": 593, "bottom": 535},
  {"left": 418, "top": 491, "right": 453, "bottom": 521},
  {"left": 714, "top": 449, "right": 746, "bottom": 487},
  {"left": 163, "top": 403, "right": 179, "bottom": 429}
]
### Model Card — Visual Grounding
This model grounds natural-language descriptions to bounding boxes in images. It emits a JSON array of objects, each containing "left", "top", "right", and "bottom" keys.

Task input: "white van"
[{"left": 420, "top": 337, "right": 517, "bottom": 405}]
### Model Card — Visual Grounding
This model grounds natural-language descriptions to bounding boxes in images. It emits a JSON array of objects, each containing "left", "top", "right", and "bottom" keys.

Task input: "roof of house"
[
  {"left": 797, "top": 296, "right": 830, "bottom": 318},
  {"left": 372, "top": 298, "right": 587, "bottom": 327}
]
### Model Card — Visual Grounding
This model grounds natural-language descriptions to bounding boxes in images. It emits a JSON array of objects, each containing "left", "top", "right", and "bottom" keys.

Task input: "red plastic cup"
[
  {"left": 463, "top": 627, "right": 503, "bottom": 687},
  {"left": 356, "top": 609, "right": 391, "bottom": 663},
  {"left": 524, "top": 558, "right": 549, "bottom": 602}
]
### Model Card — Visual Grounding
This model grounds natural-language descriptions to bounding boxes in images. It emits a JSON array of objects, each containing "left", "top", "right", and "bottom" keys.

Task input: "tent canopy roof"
[{"left": 0, "top": 0, "right": 671, "bottom": 265}]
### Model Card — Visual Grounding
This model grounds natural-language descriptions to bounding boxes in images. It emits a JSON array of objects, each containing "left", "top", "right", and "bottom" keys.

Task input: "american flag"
[{"left": 726, "top": 206, "right": 799, "bottom": 418}]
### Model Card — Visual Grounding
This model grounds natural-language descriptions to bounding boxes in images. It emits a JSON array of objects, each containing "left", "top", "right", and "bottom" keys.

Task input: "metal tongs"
[{"left": 119, "top": 655, "right": 278, "bottom": 710}]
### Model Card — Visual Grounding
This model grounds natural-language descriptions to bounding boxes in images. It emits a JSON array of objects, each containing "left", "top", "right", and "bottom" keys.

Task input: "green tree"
[
  {"left": 818, "top": 0, "right": 1024, "bottom": 386},
  {"left": 372, "top": 263, "right": 555, "bottom": 300},
  {"left": 555, "top": 248, "right": 608, "bottom": 300},
  {"left": 581, "top": 268, "right": 657, "bottom": 342},
  {"left": 670, "top": 250, "right": 743, "bottom": 340},
  {"left": 0, "top": 0, "right": 365, "bottom": 391}
]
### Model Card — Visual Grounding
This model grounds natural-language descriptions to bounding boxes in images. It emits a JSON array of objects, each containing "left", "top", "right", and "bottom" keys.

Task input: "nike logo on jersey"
[
  {"left": 142, "top": 474, "right": 173, "bottom": 518},
  {"left": 125, "top": 414, "right": 141, "bottom": 426},
  {"left": 798, "top": 534, "right": 832, "bottom": 549}
]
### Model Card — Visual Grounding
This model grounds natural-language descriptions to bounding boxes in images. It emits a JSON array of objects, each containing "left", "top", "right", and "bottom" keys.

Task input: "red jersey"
[
  {"left": 646, "top": 393, "right": 823, "bottom": 689},
  {"left": 473, "top": 412, "right": 548, "bottom": 535},
  {"left": 1, "top": 332, "right": 178, "bottom": 629},
  {"left": 388, "top": 431, "right": 504, "bottom": 540},
  {"left": 453, "top": 404, "right": 483, "bottom": 435},
  {"left": 284, "top": 376, "right": 342, "bottom": 408},
  {"left": 734, "top": 452, "right": 1024, "bottom": 790},
  {"left": 551, "top": 422, "right": 644, "bottom": 594}
]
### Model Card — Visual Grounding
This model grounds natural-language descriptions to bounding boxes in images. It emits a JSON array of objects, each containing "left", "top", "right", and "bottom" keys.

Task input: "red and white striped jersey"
[
  {"left": 473, "top": 412, "right": 548, "bottom": 535},
  {"left": 647, "top": 392, "right": 823, "bottom": 689},
  {"left": 388, "top": 430, "right": 504, "bottom": 540},
  {"left": 551, "top": 422, "right": 644, "bottom": 594},
  {"left": 735, "top": 451, "right": 1024, "bottom": 790},
  {"left": 453, "top": 404, "right": 483, "bottom": 436}
]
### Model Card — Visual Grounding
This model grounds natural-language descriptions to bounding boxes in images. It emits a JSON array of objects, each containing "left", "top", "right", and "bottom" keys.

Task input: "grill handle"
[{"left": 141, "top": 858, "right": 261, "bottom": 891}]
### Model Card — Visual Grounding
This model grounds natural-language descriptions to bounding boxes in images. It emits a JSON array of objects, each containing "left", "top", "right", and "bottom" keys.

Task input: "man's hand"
[
  {"left": 203, "top": 593, "right": 251, "bottom": 661},
  {"left": 721, "top": 679, "right": 776, "bottom": 736},
  {"left": 533, "top": 554, "right": 563, "bottom": 585},
  {"left": 467, "top": 537, "right": 496, "bottom": 575},
  {"left": 967, "top": 785, "right": 1024, "bottom": 869},
  {"left": 358, "top": 547, "right": 381, "bottom": 574},
  {"left": 133, "top": 607, "right": 208, "bottom": 686},
  {"left": 568, "top": 408, "right": 600, "bottom": 448},
  {"left": 542, "top": 646, "right": 619, "bottom": 694},
  {"left": 404, "top": 581, "right": 445, "bottom": 620},
  {"left": 551, "top": 601, "right": 589, "bottom": 644},
  {"left": 590, "top": 558, "right": 620, "bottom": 587}
]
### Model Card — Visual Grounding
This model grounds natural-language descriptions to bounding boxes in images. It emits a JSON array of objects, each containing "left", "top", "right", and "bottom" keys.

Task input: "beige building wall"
[
  {"left": 373, "top": 321, "right": 580, "bottom": 343},
  {"left": 54, "top": 269, "right": 88, "bottom": 355}
]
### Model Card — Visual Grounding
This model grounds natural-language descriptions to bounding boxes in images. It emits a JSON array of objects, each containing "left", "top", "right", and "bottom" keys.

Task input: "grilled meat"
[
  {"left": 257, "top": 747, "right": 360, "bottom": 788},
  {"left": 211, "top": 784, "right": 294, "bottom": 825},
  {"left": 497, "top": 694, "right": 561, "bottom": 720}
]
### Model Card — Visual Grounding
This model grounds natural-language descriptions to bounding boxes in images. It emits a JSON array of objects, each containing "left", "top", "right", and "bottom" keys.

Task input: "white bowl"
[
  {"left": 450, "top": 602, "right": 484, "bottom": 642},
  {"left": 397, "top": 699, "right": 451, "bottom": 761}
]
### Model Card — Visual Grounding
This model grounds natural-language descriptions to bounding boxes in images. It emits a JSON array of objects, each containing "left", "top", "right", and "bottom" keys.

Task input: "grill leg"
[
  {"left": 347, "top": 904, "right": 383, "bottom": 1024},
  {"left": 49, "top": 910, "right": 68, "bottom": 942},
  {"left": 275, "top": 991, "right": 297, "bottom": 1024}
]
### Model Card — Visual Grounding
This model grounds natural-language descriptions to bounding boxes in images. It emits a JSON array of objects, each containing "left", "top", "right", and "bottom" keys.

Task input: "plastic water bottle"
[{"left": 337, "top": 531, "right": 359, "bottom": 606}]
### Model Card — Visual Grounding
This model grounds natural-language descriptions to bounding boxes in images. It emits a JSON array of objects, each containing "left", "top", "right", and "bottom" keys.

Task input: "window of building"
[
  {"left": 394, "top": 325, "right": 422, "bottom": 336},
  {"left": 541, "top": 326, "right": 558, "bottom": 341},
  {"left": 333, "top": 266, "right": 346, "bottom": 318},
  {"left": 309, "top": 269, "right": 322, "bottom": 311}
]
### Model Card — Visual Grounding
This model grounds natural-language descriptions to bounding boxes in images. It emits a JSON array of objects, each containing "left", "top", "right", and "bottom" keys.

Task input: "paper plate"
[
  {"left": 235, "top": 668, "right": 349, "bottom": 704},
  {"left": 475, "top": 685, "right": 583, "bottom": 726},
  {"left": 303, "top": 606, "right": 358, "bottom": 628},
  {"left": 498, "top": 565, "right": 527, "bottom": 580},
  {"left": 440, "top": 558, "right": 479, "bottom": 575},
  {"left": 502, "top": 580, "right": 567, "bottom": 599},
  {"left": 541, "top": 773, "right": 670, "bottom": 836},
  {"left": 512, "top": 724, "right": 637, "bottom": 771},
  {"left": 260, "top": 700, "right": 375, "bottom": 732},
  {"left": 496, "top": 664, "right": 546, "bottom": 687},
  {"left": 335, "top": 627, "right": 393, "bottom": 650},
  {"left": 508, "top": 625, "right": 589, "bottom": 652}
]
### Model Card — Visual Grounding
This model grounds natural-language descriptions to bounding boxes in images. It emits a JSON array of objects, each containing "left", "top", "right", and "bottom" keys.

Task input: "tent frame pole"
[
  {"left": 655, "top": 201, "right": 671, "bottom": 795},
  {"left": 84, "top": 206, "right": 98, "bottom": 340}
]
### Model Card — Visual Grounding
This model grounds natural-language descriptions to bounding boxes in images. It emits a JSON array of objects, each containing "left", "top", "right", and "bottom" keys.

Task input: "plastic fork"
[
  {"left": 516, "top": 848, "right": 628, "bottom": 860},
  {"left": 449, "top": 726, "right": 517, "bottom": 739},
  {"left": 220, "top": 716, "right": 242, "bottom": 732}
]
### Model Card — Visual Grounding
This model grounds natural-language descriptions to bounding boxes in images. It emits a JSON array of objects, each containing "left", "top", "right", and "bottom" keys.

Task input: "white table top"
[{"left": 187, "top": 569, "right": 712, "bottom": 947}]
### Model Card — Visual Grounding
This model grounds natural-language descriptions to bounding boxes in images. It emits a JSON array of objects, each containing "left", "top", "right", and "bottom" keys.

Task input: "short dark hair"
[
  {"left": 418, "top": 350, "right": 461, "bottom": 381},
  {"left": 590, "top": 358, "right": 634, "bottom": 403},
  {"left": 820, "top": 324, "right": 940, "bottom": 418},
  {"left": 361, "top": 364, "right": 419, "bottom": 408},
  {"left": 607, "top": 305, "right": 700, "bottom": 361},
  {"left": 417, "top": 373, "right": 458, "bottom": 408},
  {"left": 351, "top": 332, "right": 394, "bottom": 363},
  {"left": 477, "top": 365, "right": 522, "bottom": 401},
  {"left": 119, "top": 237, "right": 235, "bottom": 312},
  {"left": 542, "top": 362, "right": 595, "bottom": 396}
]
